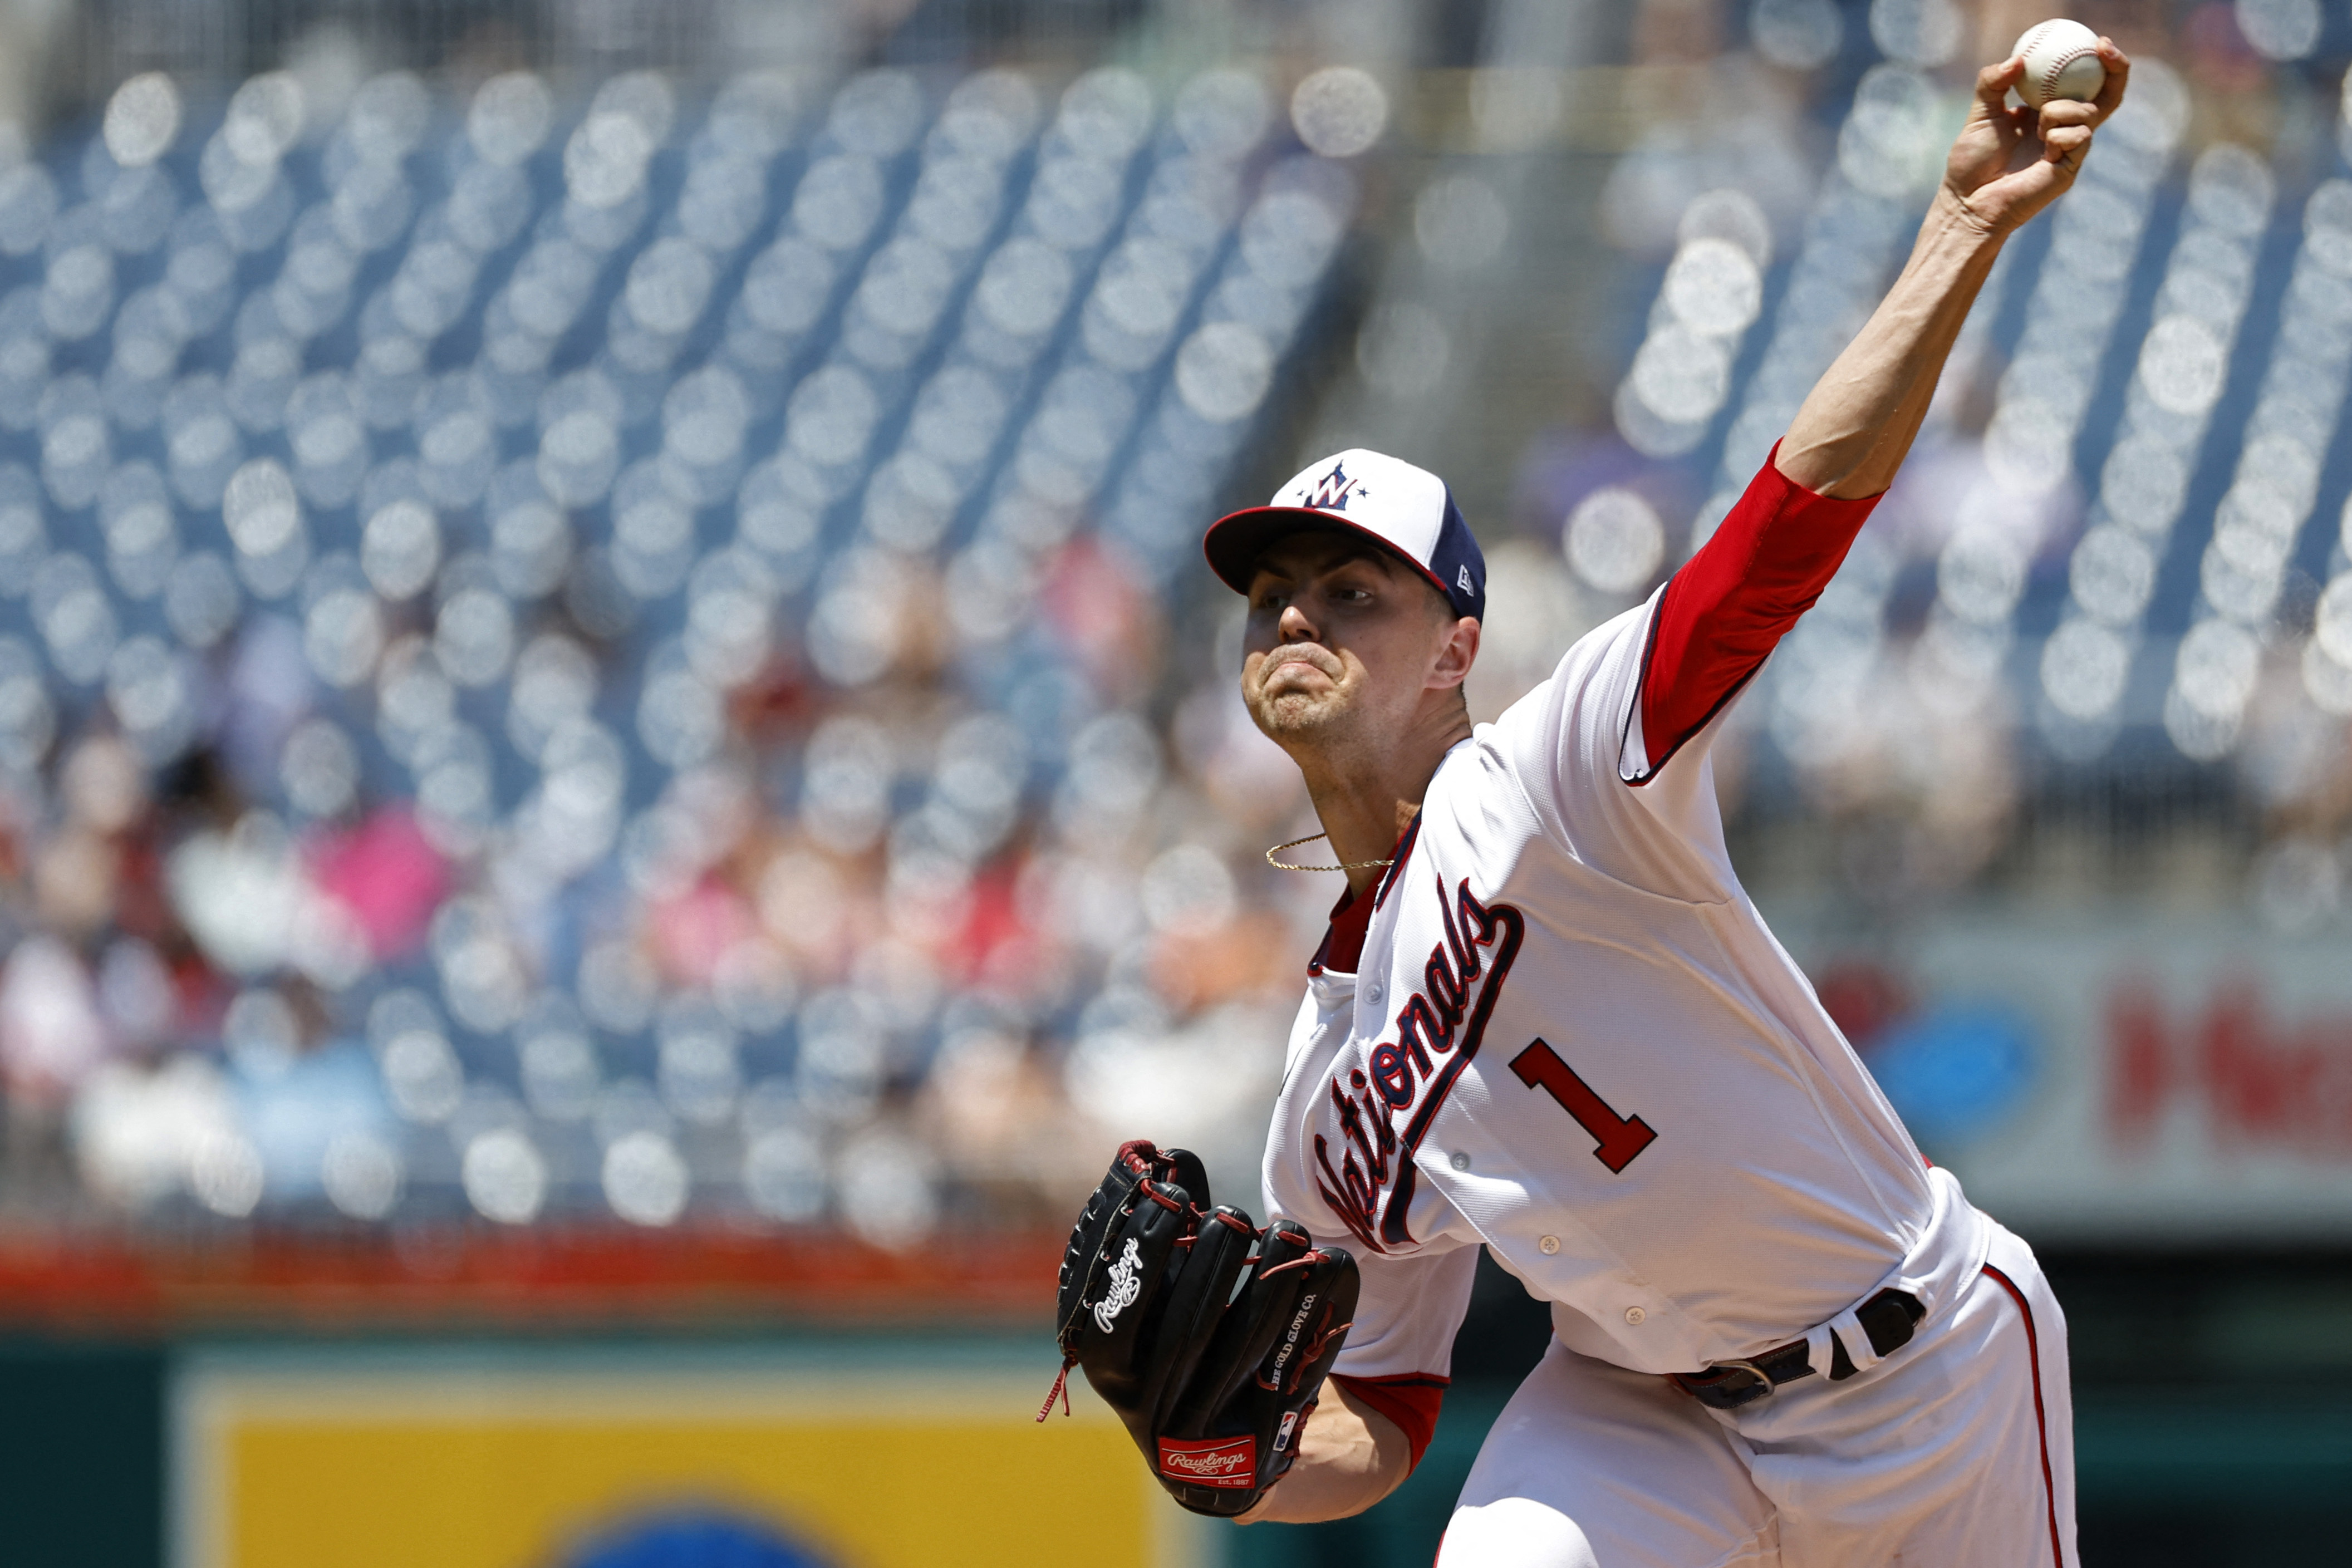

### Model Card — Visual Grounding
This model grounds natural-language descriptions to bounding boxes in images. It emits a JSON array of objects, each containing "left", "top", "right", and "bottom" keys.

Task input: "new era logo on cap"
[{"left": 1204, "top": 449, "right": 1486, "bottom": 622}]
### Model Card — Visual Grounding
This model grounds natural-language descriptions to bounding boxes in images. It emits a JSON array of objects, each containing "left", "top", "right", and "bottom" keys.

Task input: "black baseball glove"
[{"left": 1039, "top": 1139, "right": 1359, "bottom": 1517}]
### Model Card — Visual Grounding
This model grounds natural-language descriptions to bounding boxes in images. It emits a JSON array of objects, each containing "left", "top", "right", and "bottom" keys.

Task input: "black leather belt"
[{"left": 1668, "top": 1288, "right": 1926, "bottom": 1410}]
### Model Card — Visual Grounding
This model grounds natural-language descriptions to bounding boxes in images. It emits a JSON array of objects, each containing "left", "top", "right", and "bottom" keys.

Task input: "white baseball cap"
[{"left": 1204, "top": 449, "right": 1487, "bottom": 621}]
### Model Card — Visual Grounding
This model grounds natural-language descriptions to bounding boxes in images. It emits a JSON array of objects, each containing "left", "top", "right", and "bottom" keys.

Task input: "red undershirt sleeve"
[
  {"left": 1633, "top": 444, "right": 1885, "bottom": 780},
  {"left": 1330, "top": 1372, "right": 1448, "bottom": 1474}
]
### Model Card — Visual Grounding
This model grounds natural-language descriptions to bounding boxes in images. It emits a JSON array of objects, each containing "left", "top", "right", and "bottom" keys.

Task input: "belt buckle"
[{"left": 1694, "top": 1358, "right": 1777, "bottom": 1410}]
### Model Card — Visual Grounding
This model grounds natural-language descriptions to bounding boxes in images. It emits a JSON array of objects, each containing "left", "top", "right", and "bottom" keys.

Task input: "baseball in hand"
[{"left": 2011, "top": 19, "right": 2107, "bottom": 109}]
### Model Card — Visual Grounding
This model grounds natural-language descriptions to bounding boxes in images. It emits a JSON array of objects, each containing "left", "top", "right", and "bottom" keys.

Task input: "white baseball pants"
[{"left": 1437, "top": 1221, "right": 2075, "bottom": 1567}]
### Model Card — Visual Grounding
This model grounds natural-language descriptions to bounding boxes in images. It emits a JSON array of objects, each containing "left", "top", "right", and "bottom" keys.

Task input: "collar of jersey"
[{"left": 1308, "top": 813, "right": 1421, "bottom": 976}]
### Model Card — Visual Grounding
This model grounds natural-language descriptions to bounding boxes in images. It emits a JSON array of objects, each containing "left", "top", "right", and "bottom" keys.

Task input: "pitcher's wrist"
[{"left": 1929, "top": 181, "right": 2011, "bottom": 244}]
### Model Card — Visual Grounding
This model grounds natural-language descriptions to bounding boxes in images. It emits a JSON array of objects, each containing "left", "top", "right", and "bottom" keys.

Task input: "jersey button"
[
  {"left": 1538, "top": 1235, "right": 1560, "bottom": 1255},
  {"left": 1449, "top": 1151, "right": 1471, "bottom": 1171},
  {"left": 1624, "top": 1306, "right": 1647, "bottom": 1325},
  {"left": 1366, "top": 982, "right": 1383, "bottom": 1002}
]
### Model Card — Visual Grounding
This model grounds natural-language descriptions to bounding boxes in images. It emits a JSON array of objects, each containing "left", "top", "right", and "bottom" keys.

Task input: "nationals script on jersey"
[{"left": 1261, "top": 590, "right": 1989, "bottom": 1382}]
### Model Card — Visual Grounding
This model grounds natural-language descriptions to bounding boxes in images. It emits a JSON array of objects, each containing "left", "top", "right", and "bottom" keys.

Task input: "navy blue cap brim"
[{"left": 1204, "top": 505, "right": 1466, "bottom": 615}]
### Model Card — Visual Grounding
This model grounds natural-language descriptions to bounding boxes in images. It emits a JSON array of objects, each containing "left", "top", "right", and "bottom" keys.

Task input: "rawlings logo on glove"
[
  {"left": 1092, "top": 1238, "right": 1143, "bottom": 1332},
  {"left": 1039, "top": 1140, "right": 1359, "bottom": 1518},
  {"left": 1158, "top": 1436, "right": 1257, "bottom": 1485}
]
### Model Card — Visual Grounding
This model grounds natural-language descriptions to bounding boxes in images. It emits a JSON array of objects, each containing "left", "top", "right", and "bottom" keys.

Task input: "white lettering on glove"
[{"left": 1092, "top": 1237, "right": 1143, "bottom": 1333}]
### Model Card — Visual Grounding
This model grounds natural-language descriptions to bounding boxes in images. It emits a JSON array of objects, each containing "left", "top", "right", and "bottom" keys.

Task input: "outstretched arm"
[
  {"left": 1633, "top": 43, "right": 2130, "bottom": 776},
  {"left": 1778, "top": 42, "right": 2131, "bottom": 497}
]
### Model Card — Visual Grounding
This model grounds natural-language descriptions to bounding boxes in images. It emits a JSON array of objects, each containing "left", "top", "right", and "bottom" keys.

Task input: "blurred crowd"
[
  {"left": 0, "top": 53, "right": 1358, "bottom": 1246},
  {"left": 9, "top": 0, "right": 2352, "bottom": 1248}
]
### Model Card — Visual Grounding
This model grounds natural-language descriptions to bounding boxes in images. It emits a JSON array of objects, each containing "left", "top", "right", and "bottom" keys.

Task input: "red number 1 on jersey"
[{"left": 1509, "top": 1039, "right": 1658, "bottom": 1174}]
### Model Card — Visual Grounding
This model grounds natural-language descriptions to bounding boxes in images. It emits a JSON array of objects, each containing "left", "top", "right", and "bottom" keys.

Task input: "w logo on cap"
[
  {"left": 1304, "top": 462, "right": 1358, "bottom": 512},
  {"left": 1207, "top": 448, "right": 1485, "bottom": 624}
]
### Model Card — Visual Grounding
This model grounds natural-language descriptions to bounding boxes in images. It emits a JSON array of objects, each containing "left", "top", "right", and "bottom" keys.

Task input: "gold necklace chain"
[{"left": 1264, "top": 833, "right": 1396, "bottom": 873}]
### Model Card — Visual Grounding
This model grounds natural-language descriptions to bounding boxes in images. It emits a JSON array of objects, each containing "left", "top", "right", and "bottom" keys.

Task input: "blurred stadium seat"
[{"left": 0, "top": 55, "right": 1356, "bottom": 1255}]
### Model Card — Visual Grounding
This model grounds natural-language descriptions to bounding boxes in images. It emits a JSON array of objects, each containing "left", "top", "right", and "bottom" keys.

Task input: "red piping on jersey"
[
  {"left": 1983, "top": 1264, "right": 2065, "bottom": 1567},
  {"left": 1373, "top": 816, "right": 1418, "bottom": 908},
  {"left": 1330, "top": 1372, "right": 1448, "bottom": 1473},
  {"left": 1630, "top": 445, "right": 1884, "bottom": 782},
  {"left": 1309, "top": 815, "right": 1421, "bottom": 976}
]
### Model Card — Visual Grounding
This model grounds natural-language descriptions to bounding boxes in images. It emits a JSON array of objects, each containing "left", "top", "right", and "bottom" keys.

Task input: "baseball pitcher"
[{"left": 1051, "top": 40, "right": 2128, "bottom": 1565}]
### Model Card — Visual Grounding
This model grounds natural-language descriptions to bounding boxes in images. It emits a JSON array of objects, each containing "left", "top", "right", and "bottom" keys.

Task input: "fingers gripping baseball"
[{"left": 1945, "top": 37, "right": 2130, "bottom": 234}]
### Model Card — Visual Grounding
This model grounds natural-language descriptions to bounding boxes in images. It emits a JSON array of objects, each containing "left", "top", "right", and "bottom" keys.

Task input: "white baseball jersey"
[{"left": 1261, "top": 591, "right": 1990, "bottom": 1384}]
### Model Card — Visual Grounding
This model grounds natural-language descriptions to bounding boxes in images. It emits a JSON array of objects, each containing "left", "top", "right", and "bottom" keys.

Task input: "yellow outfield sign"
[{"left": 173, "top": 1343, "right": 1209, "bottom": 1568}]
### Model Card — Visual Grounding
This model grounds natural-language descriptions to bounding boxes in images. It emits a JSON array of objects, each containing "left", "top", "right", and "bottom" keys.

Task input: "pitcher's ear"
[{"left": 1432, "top": 616, "right": 1480, "bottom": 690}]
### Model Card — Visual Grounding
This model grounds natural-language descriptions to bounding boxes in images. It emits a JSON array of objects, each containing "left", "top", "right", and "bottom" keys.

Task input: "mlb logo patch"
[{"left": 1157, "top": 1434, "right": 1258, "bottom": 1487}]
